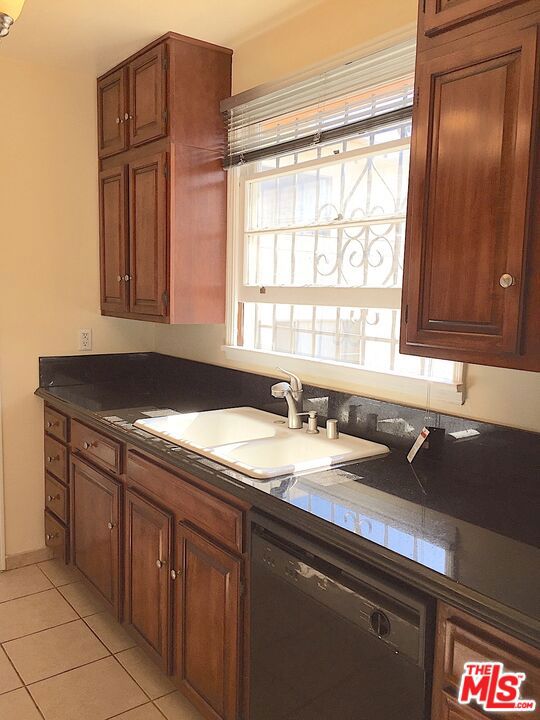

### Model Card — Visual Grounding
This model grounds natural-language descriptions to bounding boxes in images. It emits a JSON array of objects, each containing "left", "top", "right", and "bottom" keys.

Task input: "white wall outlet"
[{"left": 78, "top": 329, "right": 92, "bottom": 352}]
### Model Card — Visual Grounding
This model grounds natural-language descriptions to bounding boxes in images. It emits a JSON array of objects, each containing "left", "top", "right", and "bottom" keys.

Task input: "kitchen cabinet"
[
  {"left": 432, "top": 602, "right": 540, "bottom": 718},
  {"left": 401, "top": 1, "right": 540, "bottom": 370},
  {"left": 99, "top": 166, "right": 128, "bottom": 315},
  {"left": 71, "top": 456, "right": 121, "bottom": 616},
  {"left": 174, "top": 522, "right": 242, "bottom": 720},
  {"left": 422, "top": 0, "right": 530, "bottom": 36},
  {"left": 97, "top": 68, "right": 128, "bottom": 159},
  {"left": 124, "top": 488, "right": 173, "bottom": 671},
  {"left": 97, "top": 32, "right": 232, "bottom": 324}
]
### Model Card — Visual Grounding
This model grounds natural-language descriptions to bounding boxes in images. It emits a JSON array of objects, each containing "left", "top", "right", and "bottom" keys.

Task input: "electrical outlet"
[{"left": 78, "top": 329, "right": 92, "bottom": 352}]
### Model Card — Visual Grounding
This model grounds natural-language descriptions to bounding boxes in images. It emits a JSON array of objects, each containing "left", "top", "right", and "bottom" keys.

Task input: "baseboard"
[{"left": 5, "top": 546, "right": 54, "bottom": 570}]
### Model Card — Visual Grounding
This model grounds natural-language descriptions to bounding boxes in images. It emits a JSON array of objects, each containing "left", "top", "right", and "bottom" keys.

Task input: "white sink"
[{"left": 135, "top": 407, "right": 389, "bottom": 479}]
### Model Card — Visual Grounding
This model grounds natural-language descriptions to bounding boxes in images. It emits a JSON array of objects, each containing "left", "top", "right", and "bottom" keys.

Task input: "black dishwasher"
[{"left": 250, "top": 515, "right": 433, "bottom": 720}]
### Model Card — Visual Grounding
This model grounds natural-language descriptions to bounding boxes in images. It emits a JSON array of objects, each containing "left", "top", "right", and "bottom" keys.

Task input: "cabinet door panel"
[
  {"left": 97, "top": 68, "right": 128, "bottom": 158},
  {"left": 402, "top": 27, "right": 539, "bottom": 359},
  {"left": 174, "top": 523, "right": 241, "bottom": 720},
  {"left": 128, "top": 152, "right": 168, "bottom": 318},
  {"left": 423, "top": 0, "right": 529, "bottom": 36},
  {"left": 71, "top": 457, "right": 121, "bottom": 615},
  {"left": 125, "top": 488, "right": 173, "bottom": 671},
  {"left": 99, "top": 167, "right": 128, "bottom": 315},
  {"left": 129, "top": 44, "right": 167, "bottom": 148}
]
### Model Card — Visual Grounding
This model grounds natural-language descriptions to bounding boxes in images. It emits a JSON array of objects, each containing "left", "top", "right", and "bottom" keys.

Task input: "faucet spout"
[{"left": 271, "top": 370, "right": 304, "bottom": 429}]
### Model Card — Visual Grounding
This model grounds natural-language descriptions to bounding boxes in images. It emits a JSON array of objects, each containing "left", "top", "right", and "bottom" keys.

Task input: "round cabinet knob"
[
  {"left": 123, "top": 274, "right": 131, "bottom": 282},
  {"left": 156, "top": 559, "right": 165, "bottom": 569},
  {"left": 170, "top": 569, "right": 181, "bottom": 580},
  {"left": 107, "top": 522, "right": 115, "bottom": 531},
  {"left": 46, "top": 532, "right": 58, "bottom": 541},
  {"left": 47, "top": 494, "right": 59, "bottom": 502},
  {"left": 499, "top": 273, "right": 515, "bottom": 288},
  {"left": 117, "top": 275, "right": 123, "bottom": 282},
  {"left": 370, "top": 610, "right": 391, "bottom": 639},
  {"left": 115, "top": 117, "right": 121, "bottom": 124},
  {"left": 83, "top": 441, "right": 95, "bottom": 450}
]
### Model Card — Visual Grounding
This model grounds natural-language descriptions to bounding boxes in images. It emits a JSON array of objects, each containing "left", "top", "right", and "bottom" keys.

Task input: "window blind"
[{"left": 222, "top": 38, "right": 416, "bottom": 168}]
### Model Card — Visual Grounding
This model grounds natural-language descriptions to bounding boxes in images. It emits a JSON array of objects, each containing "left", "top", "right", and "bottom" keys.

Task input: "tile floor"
[{"left": 0, "top": 560, "right": 205, "bottom": 720}]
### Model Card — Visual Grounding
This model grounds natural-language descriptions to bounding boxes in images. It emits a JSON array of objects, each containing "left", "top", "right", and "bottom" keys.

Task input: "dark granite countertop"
[{"left": 36, "top": 353, "right": 540, "bottom": 647}]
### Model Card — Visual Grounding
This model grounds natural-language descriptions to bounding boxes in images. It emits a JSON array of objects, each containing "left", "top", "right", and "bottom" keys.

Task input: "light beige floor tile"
[
  {"left": 28, "top": 656, "right": 147, "bottom": 720},
  {"left": 59, "top": 581, "right": 109, "bottom": 617},
  {"left": 116, "top": 646, "right": 175, "bottom": 700},
  {"left": 113, "top": 703, "right": 165, "bottom": 719},
  {"left": 84, "top": 612, "right": 136, "bottom": 653},
  {"left": 155, "top": 692, "right": 205, "bottom": 720},
  {"left": 0, "top": 564, "right": 53, "bottom": 603},
  {"left": 38, "top": 559, "right": 83, "bottom": 587},
  {"left": 0, "top": 646, "right": 22, "bottom": 695},
  {"left": 4, "top": 619, "right": 109, "bottom": 684},
  {"left": 0, "top": 588, "right": 77, "bottom": 642},
  {"left": 0, "top": 688, "right": 43, "bottom": 719}
]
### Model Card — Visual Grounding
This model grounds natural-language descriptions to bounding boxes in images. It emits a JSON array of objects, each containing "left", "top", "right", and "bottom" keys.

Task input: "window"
[{"left": 224, "top": 38, "right": 463, "bottom": 400}]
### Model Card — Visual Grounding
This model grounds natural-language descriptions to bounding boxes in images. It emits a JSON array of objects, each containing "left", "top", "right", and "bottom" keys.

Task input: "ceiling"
[{"left": 0, "top": 0, "right": 324, "bottom": 73}]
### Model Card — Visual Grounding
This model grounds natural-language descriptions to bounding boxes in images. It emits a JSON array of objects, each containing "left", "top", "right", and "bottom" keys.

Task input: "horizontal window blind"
[{"left": 223, "top": 38, "right": 416, "bottom": 167}]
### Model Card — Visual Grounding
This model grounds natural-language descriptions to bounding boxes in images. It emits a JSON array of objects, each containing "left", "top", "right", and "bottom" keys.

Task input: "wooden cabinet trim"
[{"left": 423, "top": 0, "right": 529, "bottom": 37}]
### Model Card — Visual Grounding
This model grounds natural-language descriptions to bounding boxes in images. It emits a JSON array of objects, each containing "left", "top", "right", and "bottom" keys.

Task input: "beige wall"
[
  {"left": 155, "top": 0, "right": 540, "bottom": 433},
  {"left": 0, "top": 56, "right": 155, "bottom": 559}
]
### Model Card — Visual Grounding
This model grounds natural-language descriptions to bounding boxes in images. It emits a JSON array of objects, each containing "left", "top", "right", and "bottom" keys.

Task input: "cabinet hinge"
[
  {"left": 163, "top": 55, "right": 168, "bottom": 71},
  {"left": 239, "top": 580, "right": 245, "bottom": 598},
  {"left": 163, "top": 109, "right": 168, "bottom": 125},
  {"left": 162, "top": 290, "right": 169, "bottom": 309},
  {"left": 163, "top": 159, "right": 168, "bottom": 178},
  {"left": 414, "top": 89, "right": 419, "bottom": 108},
  {"left": 405, "top": 304, "right": 409, "bottom": 324}
]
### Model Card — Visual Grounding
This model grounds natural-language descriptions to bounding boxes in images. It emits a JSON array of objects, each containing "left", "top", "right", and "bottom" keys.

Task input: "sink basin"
[{"left": 135, "top": 407, "right": 389, "bottom": 479}]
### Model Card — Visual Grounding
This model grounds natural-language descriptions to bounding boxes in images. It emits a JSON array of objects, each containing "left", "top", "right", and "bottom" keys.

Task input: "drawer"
[
  {"left": 127, "top": 450, "right": 244, "bottom": 553},
  {"left": 45, "top": 473, "right": 68, "bottom": 524},
  {"left": 44, "top": 435, "right": 68, "bottom": 483},
  {"left": 72, "top": 420, "right": 122, "bottom": 476},
  {"left": 45, "top": 511, "right": 69, "bottom": 562},
  {"left": 440, "top": 692, "right": 487, "bottom": 720},
  {"left": 44, "top": 406, "right": 69, "bottom": 443}
]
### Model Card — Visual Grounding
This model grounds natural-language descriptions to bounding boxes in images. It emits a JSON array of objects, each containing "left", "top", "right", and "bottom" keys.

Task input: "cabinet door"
[
  {"left": 97, "top": 68, "right": 128, "bottom": 158},
  {"left": 174, "top": 523, "right": 241, "bottom": 720},
  {"left": 99, "top": 166, "right": 128, "bottom": 315},
  {"left": 71, "top": 457, "right": 121, "bottom": 615},
  {"left": 128, "top": 44, "right": 168, "bottom": 148},
  {"left": 423, "top": 0, "right": 528, "bottom": 36},
  {"left": 128, "top": 152, "right": 168, "bottom": 319},
  {"left": 125, "top": 488, "right": 173, "bottom": 671},
  {"left": 401, "top": 26, "right": 539, "bottom": 362}
]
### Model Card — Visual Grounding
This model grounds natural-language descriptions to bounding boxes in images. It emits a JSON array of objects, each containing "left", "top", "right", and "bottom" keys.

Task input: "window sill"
[{"left": 222, "top": 345, "right": 465, "bottom": 407}]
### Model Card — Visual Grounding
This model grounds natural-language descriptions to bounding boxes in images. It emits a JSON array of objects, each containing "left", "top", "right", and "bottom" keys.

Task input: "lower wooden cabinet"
[
  {"left": 124, "top": 487, "right": 173, "bottom": 671},
  {"left": 71, "top": 456, "right": 121, "bottom": 616},
  {"left": 174, "top": 522, "right": 242, "bottom": 720}
]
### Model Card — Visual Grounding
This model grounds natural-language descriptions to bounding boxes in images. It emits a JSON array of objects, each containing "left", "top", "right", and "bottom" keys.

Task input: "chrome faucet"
[{"left": 271, "top": 368, "right": 304, "bottom": 429}]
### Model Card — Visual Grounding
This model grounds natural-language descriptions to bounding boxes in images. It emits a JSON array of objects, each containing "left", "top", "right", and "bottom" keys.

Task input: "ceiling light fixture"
[{"left": 0, "top": 0, "right": 25, "bottom": 37}]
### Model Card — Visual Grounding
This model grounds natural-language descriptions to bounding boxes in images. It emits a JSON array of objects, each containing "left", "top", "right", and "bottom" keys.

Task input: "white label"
[{"left": 407, "top": 427, "right": 430, "bottom": 464}]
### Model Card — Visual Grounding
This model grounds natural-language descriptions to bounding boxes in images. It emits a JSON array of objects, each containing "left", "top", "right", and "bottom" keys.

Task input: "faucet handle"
[{"left": 277, "top": 367, "right": 303, "bottom": 393}]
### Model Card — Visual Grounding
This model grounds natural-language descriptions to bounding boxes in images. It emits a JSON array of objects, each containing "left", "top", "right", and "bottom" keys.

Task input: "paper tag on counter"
[{"left": 407, "top": 427, "right": 430, "bottom": 463}]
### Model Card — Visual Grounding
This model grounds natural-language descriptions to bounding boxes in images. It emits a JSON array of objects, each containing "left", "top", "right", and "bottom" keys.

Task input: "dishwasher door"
[{"left": 250, "top": 520, "right": 432, "bottom": 720}]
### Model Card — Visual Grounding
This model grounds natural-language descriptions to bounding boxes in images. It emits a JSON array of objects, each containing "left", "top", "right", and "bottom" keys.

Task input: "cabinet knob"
[
  {"left": 124, "top": 112, "right": 130, "bottom": 121},
  {"left": 499, "top": 273, "right": 516, "bottom": 288},
  {"left": 46, "top": 532, "right": 58, "bottom": 541},
  {"left": 117, "top": 275, "right": 123, "bottom": 282},
  {"left": 107, "top": 522, "right": 115, "bottom": 531},
  {"left": 170, "top": 569, "right": 182, "bottom": 580},
  {"left": 46, "top": 420, "right": 58, "bottom": 429},
  {"left": 115, "top": 117, "right": 121, "bottom": 124},
  {"left": 47, "top": 494, "right": 60, "bottom": 502},
  {"left": 46, "top": 455, "right": 59, "bottom": 463},
  {"left": 82, "top": 441, "right": 95, "bottom": 450},
  {"left": 156, "top": 559, "right": 165, "bottom": 569},
  {"left": 123, "top": 274, "right": 131, "bottom": 282}
]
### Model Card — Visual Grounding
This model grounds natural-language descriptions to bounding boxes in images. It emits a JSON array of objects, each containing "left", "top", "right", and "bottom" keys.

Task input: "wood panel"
[
  {"left": 129, "top": 44, "right": 168, "bottom": 148},
  {"left": 401, "top": 25, "right": 539, "bottom": 362},
  {"left": 99, "top": 166, "right": 128, "bottom": 315},
  {"left": 45, "top": 511, "right": 69, "bottom": 563},
  {"left": 72, "top": 420, "right": 122, "bottom": 476},
  {"left": 97, "top": 68, "right": 128, "bottom": 158},
  {"left": 124, "top": 488, "right": 173, "bottom": 672},
  {"left": 44, "top": 435, "right": 68, "bottom": 484},
  {"left": 45, "top": 473, "right": 68, "bottom": 524},
  {"left": 71, "top": 457, "right": 121, "bottom": 615},
  {"left": 174, "top": 523, "right": 241, "bottom": 720},
  {"left": 44, "top": 406, "right": 69, "bottom": 443},
  {"left": 423, "top": 0, "right": 528, "bottom": 36},
  {"left": 128, "top": 152, "right": 168, "bottom": 319}
]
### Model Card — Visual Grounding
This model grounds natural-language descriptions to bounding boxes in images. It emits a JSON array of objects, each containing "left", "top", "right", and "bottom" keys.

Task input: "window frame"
[{"left": 224, "top": 135, "right": 465, "bottom": 406}]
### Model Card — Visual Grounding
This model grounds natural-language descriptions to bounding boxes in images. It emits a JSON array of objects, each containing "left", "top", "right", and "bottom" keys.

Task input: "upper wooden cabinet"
[
  {"left": 97, "top": 68, "right": 128, "bottom": 159},
  {"left": 401, "top": 4, "right": 540, "bottom": 370},
  {"left": 97, "top": 33, "right": 232, "bottom": 324},
  {"left": 128, "top": 44, "right": 168, "bottom": 148}
]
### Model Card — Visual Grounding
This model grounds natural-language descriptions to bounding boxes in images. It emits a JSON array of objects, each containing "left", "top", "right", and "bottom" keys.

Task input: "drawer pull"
[
  {"left": 46, "top": 420, "right": 59, "bottom": 429},
  {"left": 82, "top": 441, "right": 97, "bottom": 450},
  {"left": 46, "top": 532, "right": 58, "bottom": 541},
  {"left": 47, "top": 494, "right": 60, "bottom": 502},
  {"left": 107, "top": 522, "right": 116, "bottom": 531},
  {"left": 156, "top": 559, "right": 165, "bottom": 569},
  {"left": 46, "top": 455, "right": 60, "bottom": 463},
  {"left": 170, "top": 569, "right": 182, "bottom": 580}
]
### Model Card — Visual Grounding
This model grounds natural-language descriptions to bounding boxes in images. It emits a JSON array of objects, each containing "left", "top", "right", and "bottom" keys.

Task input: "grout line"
[
  {"left": 25, "top": 653, "right": 113, "bottom": 689},
  {"left": 105, "top": 698, "right": 162, "bottom": 719},
  {"left": 0, "top": 647, "right": 46, "bottom": 720},
  {"left": 23, "top": 687, "right": 47, "bottom": 720},
  {"left": 0, "top": 584, "right": 55, "bottom": 606},
  {"left": 35, "top": 560, "right": 81, "bottom": 588},
  {"left": 113, "top": 650, "right": 177, "bottom": 702},
  {"left": 109, "top": 652, "right": 152, "bottom": 701},
  {"left": 0, "top": 615, "right": 80, "bottom": 646}
]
